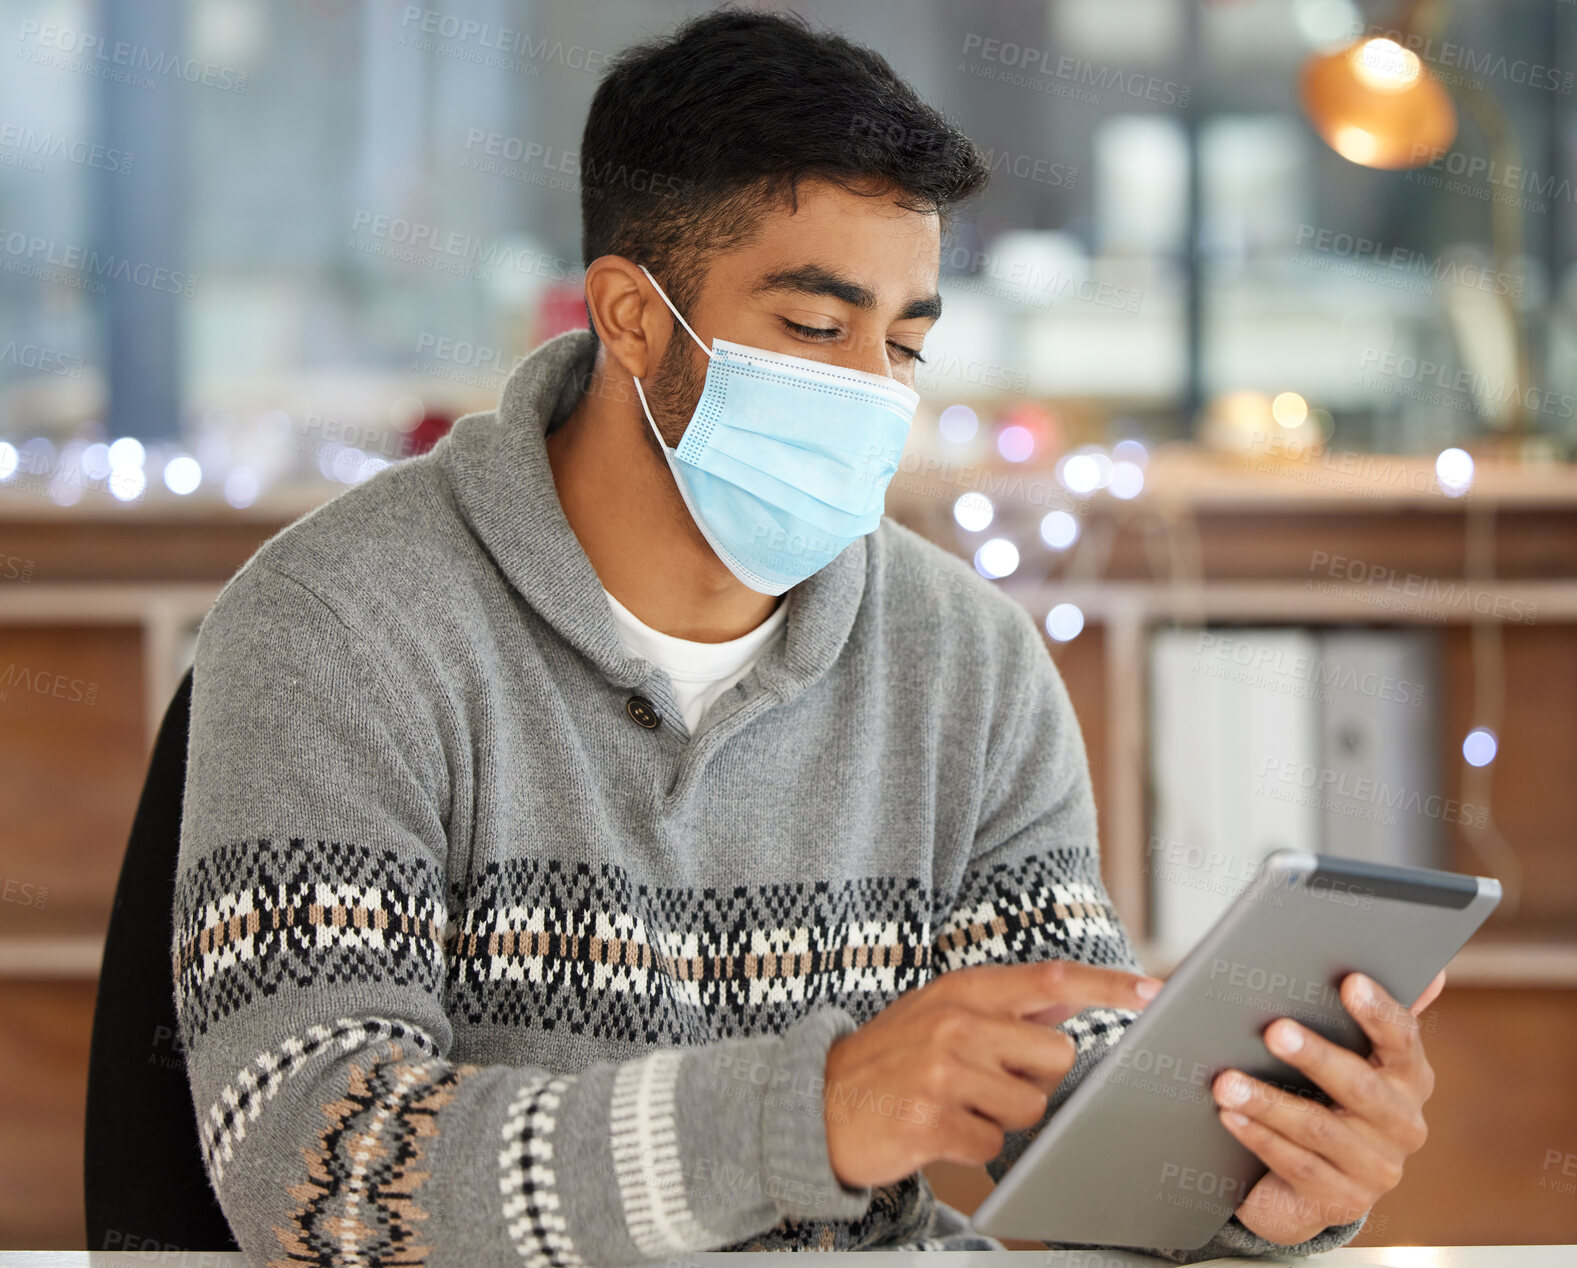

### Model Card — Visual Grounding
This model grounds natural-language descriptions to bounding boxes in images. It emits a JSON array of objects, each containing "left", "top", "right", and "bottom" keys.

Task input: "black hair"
[{"left": 579, "top": 6, "right": 989, "bottom": 333}]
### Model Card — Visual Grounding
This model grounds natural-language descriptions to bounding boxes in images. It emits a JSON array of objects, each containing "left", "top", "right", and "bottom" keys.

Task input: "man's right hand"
[{"left": 822, "top": 959, "right": 1163, "bottom": 1189}]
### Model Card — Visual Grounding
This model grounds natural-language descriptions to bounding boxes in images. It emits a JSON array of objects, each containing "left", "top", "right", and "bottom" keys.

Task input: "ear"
[{"left": 583, "top": 255, "right": 672, "bottom": 385}]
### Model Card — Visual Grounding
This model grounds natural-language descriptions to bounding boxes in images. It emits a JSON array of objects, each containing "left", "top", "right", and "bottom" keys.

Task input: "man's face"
[{"left": 643, "top": 176, "right": 943, "bottom": 448}]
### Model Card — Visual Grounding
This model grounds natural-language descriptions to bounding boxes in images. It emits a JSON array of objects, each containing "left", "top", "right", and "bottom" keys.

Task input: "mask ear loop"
[
  {"left": 637, "top": 263, "right": 713, "bottom": 359},
  {"left": 631, "top": 263, "right": 713, "bottom": 454}
]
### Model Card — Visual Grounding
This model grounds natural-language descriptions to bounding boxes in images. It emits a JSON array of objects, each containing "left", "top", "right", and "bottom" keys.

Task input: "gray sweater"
[{"left": 172, "top": 328, "right": 1366, "bottom": 1266}]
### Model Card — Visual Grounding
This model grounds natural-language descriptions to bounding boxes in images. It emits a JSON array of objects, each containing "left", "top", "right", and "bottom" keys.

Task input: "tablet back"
[{"left": 970, "top": 850, "right": 1501, "bottom": 1249}]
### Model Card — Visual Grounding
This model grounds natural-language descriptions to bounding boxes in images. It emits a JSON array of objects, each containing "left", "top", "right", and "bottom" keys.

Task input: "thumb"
[{"left": 1411, "top": 969, "right": 1447, "bottom": 1015}]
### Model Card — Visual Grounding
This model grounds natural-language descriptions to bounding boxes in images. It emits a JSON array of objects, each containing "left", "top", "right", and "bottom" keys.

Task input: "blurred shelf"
[
  {"left": 1137, "top": 448, "right": 1577, "bottom": 511},
  {"left": 0, "top": 936, "right": 106, "bottom": 979},
  {"left": 0, "top": 582, "right": 221, "bottom": 747},
  {"left": 0, "top": 581, "right": 218, "bottom": 622},
  {"left": 1004, "top": 579, "right": 1577, "bottom": 622},
  {"left": 0, "top": 477, "right": 335, "bottom": 522}
]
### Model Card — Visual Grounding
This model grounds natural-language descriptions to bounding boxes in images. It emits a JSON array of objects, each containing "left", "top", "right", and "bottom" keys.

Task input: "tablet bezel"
[{"left": 970, "top": 849, "right": 1502, "bottom": 1248}]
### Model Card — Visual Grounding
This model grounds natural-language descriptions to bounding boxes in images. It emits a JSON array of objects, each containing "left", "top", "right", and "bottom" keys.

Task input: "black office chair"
[{"left": 84, "top": 665, "right": 240, "bottom": 1253}]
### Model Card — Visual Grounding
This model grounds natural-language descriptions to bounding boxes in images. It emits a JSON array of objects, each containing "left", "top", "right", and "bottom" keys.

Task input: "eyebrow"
[{"left": 751, "top": 263, "right": 942, "bottom": 321}]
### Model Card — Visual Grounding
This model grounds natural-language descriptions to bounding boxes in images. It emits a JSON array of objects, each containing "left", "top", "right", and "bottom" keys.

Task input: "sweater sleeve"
[
  {"left": 172, "top": 562, "right": 871, "bottom": 1268},
  {"left": 931, "top": 602, "right": 1366, "bottom": 1263}
]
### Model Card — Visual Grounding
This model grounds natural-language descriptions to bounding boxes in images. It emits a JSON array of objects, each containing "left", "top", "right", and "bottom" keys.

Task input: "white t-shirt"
[{"left": 602, "top": 587, "right": 788, "bottom": 734}]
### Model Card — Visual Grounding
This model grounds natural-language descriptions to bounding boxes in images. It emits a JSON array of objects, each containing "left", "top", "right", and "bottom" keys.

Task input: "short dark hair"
[{"left": 579, "top": 6, "right": 989, "bottom": 332}]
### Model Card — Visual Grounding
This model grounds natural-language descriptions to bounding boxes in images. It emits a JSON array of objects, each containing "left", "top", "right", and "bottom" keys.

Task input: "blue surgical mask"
[{"left": 630, "top": 263, "right": 921, "bottom": 595}]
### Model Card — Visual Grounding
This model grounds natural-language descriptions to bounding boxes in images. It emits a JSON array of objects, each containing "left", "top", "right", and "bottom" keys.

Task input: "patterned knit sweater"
[{"left": 172, "top": 329, "right": 1366, "bottom": 1266}]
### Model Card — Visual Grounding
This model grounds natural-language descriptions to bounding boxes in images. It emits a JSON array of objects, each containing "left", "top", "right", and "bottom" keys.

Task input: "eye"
[
  {"left": 781, "top": 319, "right": 927, "bottom": 364},
  {"left": 782, "top": 318, "right": 841, "bottom": 342}
]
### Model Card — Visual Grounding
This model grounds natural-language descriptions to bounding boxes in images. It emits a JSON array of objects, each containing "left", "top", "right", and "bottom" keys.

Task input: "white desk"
[{"left": 0, "top": 1249, "right": 1570, "bottom": 1267}]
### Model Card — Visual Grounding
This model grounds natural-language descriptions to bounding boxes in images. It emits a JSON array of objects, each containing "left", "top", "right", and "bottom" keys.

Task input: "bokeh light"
[
  {"left": 1060, "top": 453, "right": 1101, "bottom": 496},
  {"left": 1272, "top": 392, "right": 1309, "bottom": 428},
  {"left": 1039, "top": 509, "right": 1080, "bottom": 550},
  {"left": 938, "top": 404, "right": 978, "bottom": 444},
  {"left": 1110, "top": 461, "right": 1145, "bottom": 499},
  {"left": 953, "top": 491, "right": 994, "bottom": 532},
  {"left": 1463, "top": 727, "right": 1498, "bottom": 768},
  {"left": 1435, "top": 447, "right": 1474, "bottom": 497},
  {"left": 163, "top": 455, "right": 203, "bottom": 495},
  {"left": 1046, "top": 603, "right": 1085, "bottom": 642},
  {"left": 997, "top": 424, "right": 1035, "bottom": 463},
  {"left": 975, "top": 537, "right": 1019, "bottom": 579}
]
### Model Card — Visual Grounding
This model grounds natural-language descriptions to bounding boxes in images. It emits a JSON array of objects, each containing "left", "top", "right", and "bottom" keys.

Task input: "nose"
[{"left": 838, "top": 326, "right": 901, "bottom": 380}]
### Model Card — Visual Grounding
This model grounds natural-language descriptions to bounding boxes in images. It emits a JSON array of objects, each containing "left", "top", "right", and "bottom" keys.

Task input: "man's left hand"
[{"left": 1210, "top": 968, "right": 1447, "bottom": 1244}]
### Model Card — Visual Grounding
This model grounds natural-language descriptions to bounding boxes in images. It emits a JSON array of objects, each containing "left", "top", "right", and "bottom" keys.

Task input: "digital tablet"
[{"left": 970, "top": 850, "right": 1502, "bottom": 1249}]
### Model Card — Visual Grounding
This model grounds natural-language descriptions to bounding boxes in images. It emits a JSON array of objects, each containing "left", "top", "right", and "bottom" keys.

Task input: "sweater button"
[{"left": 626, "top": 695, "right": 661, "bottom": 729}]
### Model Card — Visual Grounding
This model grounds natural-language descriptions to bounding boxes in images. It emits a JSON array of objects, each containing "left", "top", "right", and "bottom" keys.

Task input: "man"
[{"left": 173, "top": 10, "right": 1439, "bottom": 1265}]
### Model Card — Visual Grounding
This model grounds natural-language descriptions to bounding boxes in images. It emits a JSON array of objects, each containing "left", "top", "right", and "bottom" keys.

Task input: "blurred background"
[{"left": 1, "top": 0, "right": 1574, "bottom": 1251}]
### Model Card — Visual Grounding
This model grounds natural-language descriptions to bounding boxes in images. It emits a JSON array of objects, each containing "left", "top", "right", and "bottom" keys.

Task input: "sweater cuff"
[
  {"left": 1201, "top": 1209, "right": 1368, "bottom": 1259},
  {"left": 759, "top": 1005, "right": 874, "bottom": 1223}
]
